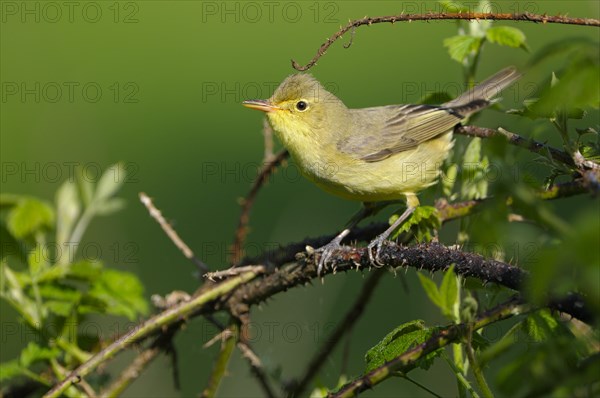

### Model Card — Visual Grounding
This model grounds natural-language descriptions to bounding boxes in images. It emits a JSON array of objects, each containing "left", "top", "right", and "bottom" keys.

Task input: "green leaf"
[
  {"left": 19, "top": 342, "right": 60, "bottom": 368},
  {"left": 66, "top": 260, "right": 102, "bottom": 281},
  {"left": 0, "top": 360, "right": 24, "bottom": 382},
  {"left": 390, "top": 206, "right": 440, "bottom": 242},
  {"left": 440, "top": 264, "right": 459, "bottom": 320},
  {"left": 88, "top": 269, "right": 148, "bottom": 320},
  {"left": 45, "top": 300, "right": 74, "bottom": 317},
  {"left": 94, "top": 198, "right": 126, "bottom": 216},
  {"left": 55, "top": 180, "right": 81, "bottom": 249},
  {"left": 442, "top": 163, "right": 458, "bottom": 198},
  {"left": 0, "top": 223, "right": 26, "bottom": 261},
  {"left": 6, "top": 198, "right": 55, "bottom": 239},
  {"left": 365, "top": 320, "right": 441, "bottom": 372},
  {"left": 38, "top": 283, "right": 82, "bottom": 302},
  {"left": 1, "top": 262, "right": 42, "bottom": 327},
  {"left": 0, "top": 194, "right": 26, "bottom": 208},
  {"left": 461, "top": 138, "right": 488, "bottom": 200},
  {"left": 76, "top": 167, "right": 95, "bottom": 207},
  {"left": 443, "top": 35, "right": 482, "bottom": 64},
  {"left": 417, "top": 272, "right": 443, "bottom": 309},
  {"left": 532, "top": 60, "right": 600, "bottom": 118},
  {"left": 28, "top": 244, "right": 49, "bottom": 276},
  {"left": 94, "top": 163, "right": 126, "bottom": 203},
  {"left": 486, "top": 26, "right": 528, "bottom": 50},
  {"left": 522, "top": 309, "right": 559, "bottom": 342}
]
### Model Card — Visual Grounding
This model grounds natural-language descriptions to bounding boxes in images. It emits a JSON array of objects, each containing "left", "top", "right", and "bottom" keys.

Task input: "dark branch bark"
[{"left": 229, "top": 241, "right": 593, "bottom": 324}]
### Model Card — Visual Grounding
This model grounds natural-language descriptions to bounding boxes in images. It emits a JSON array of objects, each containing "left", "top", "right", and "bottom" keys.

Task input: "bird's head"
[{"left": 243, "top": 74, "right": 346, "bottom": 141}]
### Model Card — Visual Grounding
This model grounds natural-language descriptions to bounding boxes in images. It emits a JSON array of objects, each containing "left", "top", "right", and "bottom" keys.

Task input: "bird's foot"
[
  {"left": 310, "top": 229, "right": 350, "bottom": 275},
  {"left": 367, "top": 233, "right": 389, "bottom": 267}
]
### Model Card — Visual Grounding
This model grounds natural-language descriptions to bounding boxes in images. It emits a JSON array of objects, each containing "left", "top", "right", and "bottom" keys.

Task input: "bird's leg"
[
  {"left": 368, "top": 194, "right": 419, "bottom": 266},
  {"left": 314, "top": 202, "right": 390, "bottom": 275}
]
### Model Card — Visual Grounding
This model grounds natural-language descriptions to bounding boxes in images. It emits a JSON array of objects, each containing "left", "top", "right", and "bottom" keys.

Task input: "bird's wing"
[{"left": 337, "top": 104, "right": 465, "bottom": 162}]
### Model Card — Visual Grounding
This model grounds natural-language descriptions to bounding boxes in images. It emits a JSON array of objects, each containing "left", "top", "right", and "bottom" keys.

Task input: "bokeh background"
[{"left": 2, "top": 1, "right": 599, "bottom": 396}]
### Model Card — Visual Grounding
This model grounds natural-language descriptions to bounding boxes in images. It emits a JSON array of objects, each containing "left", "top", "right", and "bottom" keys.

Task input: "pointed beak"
[{"left": 242, "top": 99, "right": 280, "bottom": 112}]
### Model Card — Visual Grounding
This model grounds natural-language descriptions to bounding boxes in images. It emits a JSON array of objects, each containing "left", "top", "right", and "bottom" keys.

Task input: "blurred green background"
[{"left": 2, "top": 1, "right": 598, "bottom": 396}]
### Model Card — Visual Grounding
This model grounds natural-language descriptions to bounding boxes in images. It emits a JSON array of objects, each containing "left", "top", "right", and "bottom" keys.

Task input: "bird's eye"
[{"left": 295, "top": 100, "right": 308, "bottom": 111}]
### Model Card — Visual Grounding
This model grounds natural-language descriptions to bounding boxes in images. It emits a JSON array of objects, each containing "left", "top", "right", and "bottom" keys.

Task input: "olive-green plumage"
[{"left": 244, "top": 67, "right": 520, "bottom": 204}]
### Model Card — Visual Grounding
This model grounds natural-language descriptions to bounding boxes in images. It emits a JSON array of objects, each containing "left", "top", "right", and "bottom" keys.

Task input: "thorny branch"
[
  {"left": 44, "top": 180, "right": 594, "bottom": 398},
  {"left": 329, "top": 297, "right": 528, "bottom": 398},
  {"left": 292, "top": 12, "right": 600, "bottom": 71}
]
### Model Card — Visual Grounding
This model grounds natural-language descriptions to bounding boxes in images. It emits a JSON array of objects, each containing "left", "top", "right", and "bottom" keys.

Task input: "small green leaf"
[
  {"left": 19, "top": 342, "right": 59, "bottom": 368},
  {"left": 55, "top": 180, "right": 81, "bottom": 249},
  {"left": 440, "top": 264, "right": 459, "bottom": 320},
  {"left": 1, "top": 262, "right": 42, "bottom": 327},
  {"left": 88, "top": 269, "right": 148, "bottom": 320},
  {"left": 486, "top": 26, "right": 528, "bottom": 50},
  {"left": 28, "top": 245, "right": 49, "bottom": 276},
  {"left": 522, "top": 309, "right": 558, "bottom": 342},
  {"left": 66, "top": 260, "right": 102, "bottom": 281},
  {"left": 0, "top": 194, "right": 26, "bottom": 208},
  {"left": 38, "top": 284, "right": 82, "bottom": 302},
  {"left": 0, "top": 360, "right": 24, "bottom": 382},
  {"left": 461, "top": 138, "right": 488, "bottom": 200},
  {"left": 45, "top": 300, "right": 74, "bottom": 317},
  {"left": 76, "top": 167, "right": 95, "bottom": 206},
  {"left": 94, "top": 198, "right": 126, "bottom": 216},
  {"left": 365, "top": 320, "right": 441, "bottom": 371},
  {"left": 442, "top": 163, "right": 458, "bottom": 197},
  {"left": 417, "top": 272, "right": 443, "bottom": 309},
  {"left": 94, "top": 163, "right": 126, "bottom": 203},
  {"left": 0, "top": 223, "right": 26, "bottom": 261},
  {"left": 532, "top": 61, "right": 600, "bottom": 118},
  {"left": 443, "top": 35, "right": 482, "bottom": 64},
  {"left": 390, "top": 206, "right": 440, "bottom": 242},
  {"left": 6, "top": 198, "right": 55, "bottom": 239}
]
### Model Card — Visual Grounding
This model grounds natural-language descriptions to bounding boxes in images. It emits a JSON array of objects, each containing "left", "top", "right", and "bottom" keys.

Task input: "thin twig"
[
  {"left": 102, "top": 347, "right": 161, "bottom": 398},
  {"left": 464, "top": 325, "right": 494, "bottom": 398},
  {"left": 292, "top": 12, "right": 600, "bottom": 71},
  {"left": 201, "top": 324, "right": 237, "bottom": 398},
  {"left": 455, "top": 125, "right": 576, "bottom": 167},
  {"left": 237, "top": 341, "right": 277, "bottom": 398},
  {"left": 231, "top": 149, "right": 289, "bottom": 265},
  {"left": 140, "top": 192, "right": 208, "bottom": 273},
  {"left": 43, "top": 271, "right": 260, "bottom": 398},
  {"left": 204, "top": 265, "right": 266, "bottom": 282},
  {"left": 262, "top": 118, "right": 275, "bottom": 162},
  {"left": 287, "top": 270, "right": 385, "bottom": 397},
  {"left": 329, "top": 297, "right": 527, "bottom": 397}
]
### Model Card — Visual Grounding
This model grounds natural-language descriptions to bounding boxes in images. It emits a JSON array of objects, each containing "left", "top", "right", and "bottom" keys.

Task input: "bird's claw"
[
  {"left": 311, "top": 239, "right": 342, "bottom": 275},
  {"left": 367, "top": 235, "right": 387, "bottom": 267}
]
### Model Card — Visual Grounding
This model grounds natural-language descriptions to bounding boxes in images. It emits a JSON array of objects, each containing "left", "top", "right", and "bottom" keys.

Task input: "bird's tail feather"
[{"left": 444, "top": 66, "right": 522, "bottom": 108}]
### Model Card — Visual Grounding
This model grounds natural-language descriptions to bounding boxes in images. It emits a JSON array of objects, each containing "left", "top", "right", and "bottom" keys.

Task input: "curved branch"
[
  {"left": 292, "top": 12, "right": 600, "bottom": 71},
  {"left": 229, "top": 241, "right": 593, "bottom": 323},
  {"left": 330, "top": 297, "right": 527, "bottom": 398}
]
